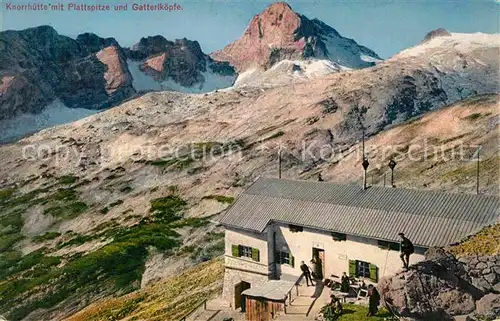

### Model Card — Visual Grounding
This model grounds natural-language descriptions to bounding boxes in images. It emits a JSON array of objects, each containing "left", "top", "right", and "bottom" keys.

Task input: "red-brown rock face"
[
  {"left": 211, "top": 2, "right": 381, "bottom": 72},
  {"left": 212, "top": 2, "right": 303, "bottom": 71},
  {"left": 143, "top": 53, "right": 167, "bottom": 78},
  {"left": 96, "top": 46, "right": 133, "bottom": 94}
]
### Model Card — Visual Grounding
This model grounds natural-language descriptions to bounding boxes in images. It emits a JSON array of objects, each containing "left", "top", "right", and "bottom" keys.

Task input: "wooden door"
[
  {"left": 235, "top": 283, "right": 242, "bottom": 309},
  {"left": 236, "top": 281, "right": 251, "bottom": 311},
  {"left": 313, "top": 248, "right": 325, "bottom": 279},
  {"left": 318, "top": 250, "right": 325, "bottom": 279}
]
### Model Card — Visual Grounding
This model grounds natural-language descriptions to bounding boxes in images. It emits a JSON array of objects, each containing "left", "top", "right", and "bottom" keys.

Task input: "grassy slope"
[
  {"left": 63, "top": 258, "right": 224, "bottom": 321},
  {"left": 0, "top": 187, "right": 220, "bottom": 321},
  {"left": 449, "top": 224, "right": 500, "bottom": 257},
  {"left": 0, "top": 95, "right": 497, "bottom": 320}
]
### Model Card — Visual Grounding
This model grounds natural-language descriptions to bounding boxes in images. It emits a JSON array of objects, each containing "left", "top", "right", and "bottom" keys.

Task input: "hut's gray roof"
[
  {"left": 219, "top": 177, "right": 500, "bottom": 248},
  {"left": 241, "top": 279, "right": 296, "bottom": 301}
]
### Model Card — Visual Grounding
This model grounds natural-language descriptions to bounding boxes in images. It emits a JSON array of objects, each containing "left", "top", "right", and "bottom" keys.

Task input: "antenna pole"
[
  {"left": 476, "top": 146, "right": 480, "bottom": 194},
  {"left": 278, "top": 146, "right": 282, "bottom": 179},
  {"left": 388, "top": 159, "right": 397, "bottom": 188},
  {"left": 361, "top": 127, "right": 369, "bottom": 190},
  {"left": 383, "top": 173, "right": 386, "bottom": 187},
  {"left": 362, "top": 127, "right": 365, "bottom": 160}
]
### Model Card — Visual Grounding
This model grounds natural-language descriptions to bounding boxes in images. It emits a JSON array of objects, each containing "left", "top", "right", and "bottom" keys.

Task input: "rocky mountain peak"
[
  {"left": 126, "top": 36, "right": 205, "bottom": 63},
  {"left": 127, "top": 35, "right": 171, "bottom": 60},
  {"left": 211, "top": 2, "right": 381, "bottom": 72},
  {"left": 245, "top": 1, "right": 301, "bottom": 39},
  {"left": 125, "top": 35, "right": 235, "bottom": 91},
  {"left": 76, "top": 33, "right": 120, "bottom": 54},
  {"left": 0, "top": 26, "right": 135, "bottom": 136},
  {"left": 422, "top": 28, "right": 452, "bottom": 43}
]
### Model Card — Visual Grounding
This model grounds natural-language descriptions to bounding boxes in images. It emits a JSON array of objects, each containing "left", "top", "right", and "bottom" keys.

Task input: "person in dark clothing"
[
  {"left": 310, "top": 258, "right": 318, "bottom": 280},
  {"left": 323, "top": 295, "right": 343, "bottom": 319},
  {"left": 398, "top": 232, "right": 414, "bottom": 269},
  {"left": 312, "top": 257, "right": 323, "bottom": 280},
  {"left": 367, "top": 284, "right": 380, "bottom": 316},
  {"left": 340, "top": 272, "right": 350, "bottom": 293},
  {"left": 300, "top": 261, "right": 314, "bottom": 286},
  {"left": 329, "top": 295, "right": 343, "bottom": 315}
]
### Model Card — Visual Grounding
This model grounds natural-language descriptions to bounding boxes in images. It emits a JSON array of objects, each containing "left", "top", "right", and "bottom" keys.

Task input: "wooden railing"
[
  {"left": 178, "top": 299, "right": 208, "bottom": 321},
  {"left": 382, "top": 295, "right": 410, "bottom": 321}
]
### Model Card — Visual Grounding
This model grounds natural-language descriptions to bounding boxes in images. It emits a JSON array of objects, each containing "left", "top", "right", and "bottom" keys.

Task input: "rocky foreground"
[{"left": 380, "top": 225, "right": 500, "bottom": 321}]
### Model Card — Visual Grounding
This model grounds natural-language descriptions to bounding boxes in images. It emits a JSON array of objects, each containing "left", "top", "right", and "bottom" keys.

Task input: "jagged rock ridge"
[
  {"left": 0, "top": 26, "right": 135, "bottom": 120},
  {"left": 125, "top": 36, "right": 236, "bottom": 92},
  {"left": 0, "top": 27, "right": 237, "bottom": 142}
]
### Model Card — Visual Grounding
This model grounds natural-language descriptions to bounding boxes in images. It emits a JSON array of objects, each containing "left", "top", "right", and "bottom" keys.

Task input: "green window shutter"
[
  {"left": 252, "top": 248, "right": 260, "bottom": 262},
  {"left": 349, "top": 260, "right": 357, "bottom": 277},
  {"left": 231, "top": 244, "right": 239, "bottom": 257},
  {"left": 291, "top": 255, "right": 295, "bottom": 268},
  {"left": 369, "top": 264, "right": 378, "bottom": 282}
]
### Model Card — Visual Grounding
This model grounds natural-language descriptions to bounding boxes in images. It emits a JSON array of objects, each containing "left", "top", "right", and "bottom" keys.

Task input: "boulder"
[
  {"left": 436, "top": 290, "right": 475, "bottom": 315},
  {"left": 379, "top": 248, "right": 485, "bottom": 320},
  {"left": 475, "top": 293, "right": 500, "bottom": 320}
]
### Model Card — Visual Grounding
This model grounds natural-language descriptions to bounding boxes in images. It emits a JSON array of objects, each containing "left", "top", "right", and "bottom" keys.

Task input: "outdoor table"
[{"left": 330, "top": 290, "right": 349, "bottom": 303}]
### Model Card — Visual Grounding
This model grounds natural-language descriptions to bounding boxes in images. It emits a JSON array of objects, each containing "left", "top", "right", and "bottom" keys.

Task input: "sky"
[{"left": 0, "top": 0, "right": 499, "bottom": 58}]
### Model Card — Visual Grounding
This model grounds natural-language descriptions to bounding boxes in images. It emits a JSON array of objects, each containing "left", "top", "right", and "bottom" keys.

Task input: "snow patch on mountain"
[
  {"left": 127, "top": 59, "right": 162, "bottom": 92},
  {"left": 161, "top": 68, "right": 236, "bottom": 93},
  {"left": 0, "top": 100, "right": 97, "bottom": 143},
  {"left": 360, "top": 54, "right": 382, "bottom": 63},
  {"left": 127, "top": 59, "right": 235, "bottom": 93},
  {"left": 319, "top": 33, "right": 381, "bottom": 68},
  {"left": 395, "top": 32, "right": 500, "bottom": 58},
  {"left": 234, "top": 59, "right": 342, "bottom": 88}
]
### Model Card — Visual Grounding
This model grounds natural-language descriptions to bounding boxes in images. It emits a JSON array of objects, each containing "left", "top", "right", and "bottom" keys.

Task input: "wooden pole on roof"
[
  {"left": 361, "top": 128, "right": 369, "bottom": 190},
  {"left": 278, "top": 145, "right": 282, "bottom": 179},
  {"left": 476, "top": 146, "right": 481, "bottom": 194}
]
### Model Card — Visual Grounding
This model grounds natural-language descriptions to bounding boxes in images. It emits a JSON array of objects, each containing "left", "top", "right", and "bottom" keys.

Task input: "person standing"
[
  {"left": 367, "top": 284, "right": 380, "bottom": 316},
  {"left": 300, "top": 261, "right": 314, "bottom": 286},
  {"left": 310, "top": 258, "right": 318, "bottom": 280},
  {"left": 398, "top": 232, "right": 414, "bottom": 269},
  {"left": 340, "top": 272, "right": 350, "bottom": 293}
]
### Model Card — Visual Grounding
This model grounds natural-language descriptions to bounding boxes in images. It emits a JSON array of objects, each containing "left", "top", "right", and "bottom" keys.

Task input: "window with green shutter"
[
  {"left": 349, "top": 260, "right": 357, "bottom": 277},
  {"left": 290, "top": 255, "right": 295, "bottom": 268},
  {"left": 232, "top": 244, "right": 239, "bottom": 257},
  {"left": 240, "top": 246, "right": 252, "bottom": 258},
  {"left": 369, "top": 264, "right": 378, "bottom": 282},
  {"left": 358, "top": 261, "right": 370, "bottom": 278},
  {"left": 252, "top": 248, "right": 260, "bottom": 262}
]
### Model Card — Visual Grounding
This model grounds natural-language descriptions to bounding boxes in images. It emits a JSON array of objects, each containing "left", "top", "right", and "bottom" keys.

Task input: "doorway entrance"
[
  {"left": 234, "top": 281, "right": 251, "bottom": 311},
  {"left": 312, "top": 248, "right": 325, "bottom": 279}
]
